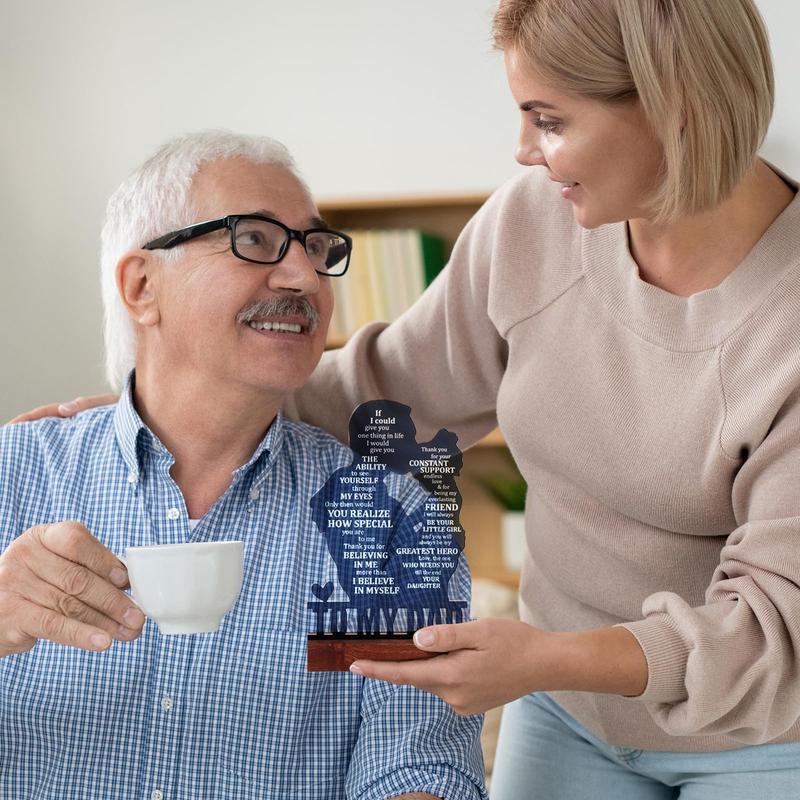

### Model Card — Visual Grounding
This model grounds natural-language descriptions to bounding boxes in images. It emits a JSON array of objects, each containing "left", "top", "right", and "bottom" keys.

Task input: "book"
[
  {"left": 419, "top": 231, "right": 446, "bottom": 286},
  {"left": 332, "top": 229, "right": 447, "bottom": 339},
  {"left": 380, "top": 230, "right": 411, "bottom": 320},
  {"left": 365, "top": 230, "right": 390, "bottom": 322},
  {"left": 399, "top": 229, "right": 425, "bottom": 309},
  {"left": 346, "top": 230, "right": 375, "bottom": 331}
]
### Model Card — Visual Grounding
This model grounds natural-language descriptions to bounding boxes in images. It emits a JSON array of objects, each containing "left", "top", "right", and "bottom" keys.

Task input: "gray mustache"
[{"left": 236, "top": 296, "right": 319, "bottom": 333}]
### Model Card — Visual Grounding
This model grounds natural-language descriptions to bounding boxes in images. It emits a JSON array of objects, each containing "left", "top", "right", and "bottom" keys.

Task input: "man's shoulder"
[
  {"left": 0, "top": 407, "right": 118, "bottom": 543},
  {"left": 280, "top": 417, "right": 353, "bottom": 469},
  {"left": 0, "top": 404, "right": 117, "bottom": 466}
]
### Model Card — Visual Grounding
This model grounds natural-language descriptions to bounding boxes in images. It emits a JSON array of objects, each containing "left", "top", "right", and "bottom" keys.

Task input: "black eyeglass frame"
[{"left": 142, "top": 214, "right": 353, "bottom": 276}]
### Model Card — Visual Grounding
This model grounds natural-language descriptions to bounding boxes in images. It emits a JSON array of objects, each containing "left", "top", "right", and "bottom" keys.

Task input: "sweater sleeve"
[
  {"left": 619, "top": 388, "right": 800, "bottom": 744},
  {"left": 287, "top": 196, "right": 508, "bottom": 450}
]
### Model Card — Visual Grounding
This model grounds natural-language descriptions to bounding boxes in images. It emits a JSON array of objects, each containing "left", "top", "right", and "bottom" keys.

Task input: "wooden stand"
[{"left": 307, "top": 634, "right": 438, "bottom": 672}]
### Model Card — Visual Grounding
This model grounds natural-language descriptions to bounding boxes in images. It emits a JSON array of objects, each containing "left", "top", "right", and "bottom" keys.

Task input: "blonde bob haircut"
[{"left": 493, "top": 0, "right": 774, "bottom": 223}]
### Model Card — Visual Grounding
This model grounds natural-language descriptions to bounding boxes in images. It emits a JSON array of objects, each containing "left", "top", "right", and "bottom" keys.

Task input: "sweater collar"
[{"left": 582, "top": 162, "right": 800, "bottom": 351}]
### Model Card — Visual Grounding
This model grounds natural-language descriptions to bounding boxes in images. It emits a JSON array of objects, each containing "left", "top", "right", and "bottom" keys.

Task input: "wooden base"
[{"left": 307, "top": 635, "right": 437, "bottom": 672}]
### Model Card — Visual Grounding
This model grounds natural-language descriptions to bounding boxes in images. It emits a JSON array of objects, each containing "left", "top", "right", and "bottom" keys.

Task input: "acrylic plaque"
[{"left": 307, "top": 400, "right": 467, "bottom": 671}]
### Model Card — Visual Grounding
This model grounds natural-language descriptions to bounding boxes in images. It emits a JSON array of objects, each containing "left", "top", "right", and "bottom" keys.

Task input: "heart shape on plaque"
[{"left": 311, "top": 581, "right": 334, "bottom": 601}]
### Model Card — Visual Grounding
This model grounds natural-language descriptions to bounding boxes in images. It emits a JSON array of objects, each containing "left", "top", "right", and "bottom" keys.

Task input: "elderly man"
[{"left": 0, "top": 131, "right": 486, "bottom": 799}]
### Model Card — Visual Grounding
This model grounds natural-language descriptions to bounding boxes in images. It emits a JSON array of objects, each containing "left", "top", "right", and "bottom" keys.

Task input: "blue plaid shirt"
[{"left": 0, "top": 380, "right": 486, "bottom": 800}]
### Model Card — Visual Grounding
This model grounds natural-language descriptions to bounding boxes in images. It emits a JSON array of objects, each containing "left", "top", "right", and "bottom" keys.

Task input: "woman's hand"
[
  {"left": 8, "top": 394, "right": 118, "bottom": 424},
  {"left": 349, "top": 618, "right": 648, "bottom": 716},
  {"left": 351, "top": 619, "right": 553, "bottom": 715}
]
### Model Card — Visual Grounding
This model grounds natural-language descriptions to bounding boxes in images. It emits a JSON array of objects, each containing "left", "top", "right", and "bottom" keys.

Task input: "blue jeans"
[{"left": 490, "top": 692, "right": 800, "bottom": 799}]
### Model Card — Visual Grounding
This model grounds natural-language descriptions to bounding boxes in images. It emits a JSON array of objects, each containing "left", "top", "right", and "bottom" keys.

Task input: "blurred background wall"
[{"left": 1, "top": 0, "right": 797, "bottom": 421}]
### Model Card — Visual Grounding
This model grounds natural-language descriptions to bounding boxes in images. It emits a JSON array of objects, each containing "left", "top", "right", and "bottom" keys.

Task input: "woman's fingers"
[{"left": 7, "top": 394, "right": 118, "bottom": 424}]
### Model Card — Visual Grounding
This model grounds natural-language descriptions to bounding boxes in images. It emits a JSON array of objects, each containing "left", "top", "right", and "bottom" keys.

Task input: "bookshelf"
[{"left": 318, "top": 191, "right": 520, "bottom": 588}]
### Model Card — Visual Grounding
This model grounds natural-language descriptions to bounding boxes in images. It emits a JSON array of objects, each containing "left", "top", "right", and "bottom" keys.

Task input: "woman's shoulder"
[
  {"left": 483, "top": 169, "right": 581, "bottom": 231},
  {"left": 466, "top": 168, "right": 585, "bottom": 273},
  {"left": 462, "top": 169, "right": 586, "bottom": 329}
]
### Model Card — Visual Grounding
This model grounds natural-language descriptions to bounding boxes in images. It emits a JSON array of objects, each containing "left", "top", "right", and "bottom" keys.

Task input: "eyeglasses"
[{"left": 142, "top": 214, "right": 352, "bottom": 277}]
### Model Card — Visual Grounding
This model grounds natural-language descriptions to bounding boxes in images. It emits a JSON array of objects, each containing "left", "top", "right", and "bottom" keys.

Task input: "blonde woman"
[{"left": 16, "top": 0, "right": 800, "bottom": 796}]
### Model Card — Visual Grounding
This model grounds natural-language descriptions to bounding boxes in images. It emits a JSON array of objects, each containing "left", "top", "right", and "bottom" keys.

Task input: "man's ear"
[{"left": 117, "top": 251, "right": 161, "bottom": 327}]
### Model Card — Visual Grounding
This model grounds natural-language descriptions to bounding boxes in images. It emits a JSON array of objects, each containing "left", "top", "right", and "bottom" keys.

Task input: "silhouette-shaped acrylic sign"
[{"left": 307, "top": 400, "right": 467, "bottom": 671}]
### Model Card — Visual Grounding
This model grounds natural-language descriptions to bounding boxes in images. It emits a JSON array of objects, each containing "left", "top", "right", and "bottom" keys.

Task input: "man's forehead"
[
  {"left": 248, "top": 207, "right": 329, "bottom": 230},
  {"left": 191, "top": 159, "right": 321, "bottom": 225}
]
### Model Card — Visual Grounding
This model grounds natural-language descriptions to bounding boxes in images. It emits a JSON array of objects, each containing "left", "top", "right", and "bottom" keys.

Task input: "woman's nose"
[{"left": 516, "top": 124, "right": 548, "bottom": 167}]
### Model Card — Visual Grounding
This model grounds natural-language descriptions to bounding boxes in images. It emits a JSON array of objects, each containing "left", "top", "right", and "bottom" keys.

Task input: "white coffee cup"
[{"left": 122, "top": 541, "right": 244, "bottom": 635}]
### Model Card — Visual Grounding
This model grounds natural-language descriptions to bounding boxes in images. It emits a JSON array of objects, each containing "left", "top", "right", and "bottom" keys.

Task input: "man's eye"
[{"left": 237, "top": 231, "right": 266, "bottom": 246}]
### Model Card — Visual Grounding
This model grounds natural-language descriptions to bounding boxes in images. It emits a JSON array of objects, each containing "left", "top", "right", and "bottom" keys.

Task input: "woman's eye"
[{"left": 533, "top": 116, "right": 563, "bottom": 134}]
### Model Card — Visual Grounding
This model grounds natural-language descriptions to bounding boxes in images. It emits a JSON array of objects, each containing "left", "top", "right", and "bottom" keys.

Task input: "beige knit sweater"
[{"left": 291, "top": 164, "right": 800, "bottom": 752}]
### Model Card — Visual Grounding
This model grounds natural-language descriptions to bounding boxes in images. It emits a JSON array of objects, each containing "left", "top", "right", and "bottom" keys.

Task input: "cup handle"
[
  {"left": 117, "top": 555, "right": 143, "bottom": 611},
  {"left": 117, "top": 555, "right": 134, "bottom": 594}
]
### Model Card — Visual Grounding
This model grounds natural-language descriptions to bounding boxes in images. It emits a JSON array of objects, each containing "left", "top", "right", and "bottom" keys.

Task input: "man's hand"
[
  {"left": 0, "top": 521, "right": 145, "bottom": 658},
  {"left": 8, "top": 394, "right": 118, "bottom": 424}
]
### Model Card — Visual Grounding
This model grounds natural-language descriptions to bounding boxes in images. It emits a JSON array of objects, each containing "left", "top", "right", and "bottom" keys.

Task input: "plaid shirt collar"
[{"left": 112, "top": 370, "right": 285, "bottom": 487}]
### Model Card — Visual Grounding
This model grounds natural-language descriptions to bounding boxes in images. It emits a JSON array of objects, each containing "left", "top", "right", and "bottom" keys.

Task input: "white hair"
[{"left": 100, "top": 129, "right": 307, "bottom": 390}]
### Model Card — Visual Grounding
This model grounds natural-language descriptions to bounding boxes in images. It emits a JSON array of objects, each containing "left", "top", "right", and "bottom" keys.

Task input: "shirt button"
[
  {"left": 151, "top": 791, "right": 164, "bottom": 800},
  {"left": 127, "top": 473, "right": 137, "bottom": 484},
  {"left": 166, "top": 507, "right": 180, "bottom": 520},
  {"left": 160, "top": 696, "right": 173, "bottom": 711},
  {"left": 249, "top": 488, "right": 260, "bottom": 500}
]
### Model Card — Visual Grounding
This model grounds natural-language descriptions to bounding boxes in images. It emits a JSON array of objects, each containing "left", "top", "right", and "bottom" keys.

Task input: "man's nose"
[{"left": 267, "top": 239, "right": 321, "bottom": 295}]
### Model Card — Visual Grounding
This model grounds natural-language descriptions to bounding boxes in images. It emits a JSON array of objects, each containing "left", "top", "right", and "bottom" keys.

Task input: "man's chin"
[{"left": 247, "top": 369, "right": 315, "bottom": 399}]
